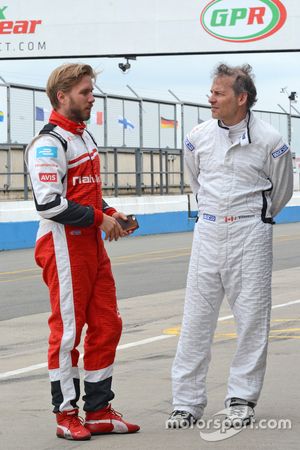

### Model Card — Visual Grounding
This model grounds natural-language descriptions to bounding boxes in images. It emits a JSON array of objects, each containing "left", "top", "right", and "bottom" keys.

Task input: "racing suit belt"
[{"left": 200, "top": 213, "right": 255, "bottom": 223}]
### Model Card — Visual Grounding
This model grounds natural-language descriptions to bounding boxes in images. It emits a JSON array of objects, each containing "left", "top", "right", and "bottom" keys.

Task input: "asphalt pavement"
[{"left": 0, "top": 224, "right": 300, "bottom": 449}]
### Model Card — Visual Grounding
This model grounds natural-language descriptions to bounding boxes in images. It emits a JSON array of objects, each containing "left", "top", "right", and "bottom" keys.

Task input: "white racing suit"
[{"left": 172, "top": 112, "right": 293, "bottom": 418}]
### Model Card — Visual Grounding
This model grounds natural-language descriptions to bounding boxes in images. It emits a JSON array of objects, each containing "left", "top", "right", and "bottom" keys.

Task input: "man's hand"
[
  {"left": 100, "top": 213, "right": 123, "bottom": 241},
  {"left": 112, "top": 212, "right": 131, "bottom": 236}
]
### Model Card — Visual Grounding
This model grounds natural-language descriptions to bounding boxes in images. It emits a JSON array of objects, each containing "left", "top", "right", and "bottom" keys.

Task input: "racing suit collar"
[
  {"left": 218, "top": 111, "right": 252, "bottom": 146},
  {"left": 49, "top": 110, "right": 86, "bottom": 135}
]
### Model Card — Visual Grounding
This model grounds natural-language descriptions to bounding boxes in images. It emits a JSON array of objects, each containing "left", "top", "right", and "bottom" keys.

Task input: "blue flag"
[
  {"left": 35, "top": 106, "right": 44, "bottom": 121},
  {"left": 118, "top": 117, "right": 134, "bottom": 130}
]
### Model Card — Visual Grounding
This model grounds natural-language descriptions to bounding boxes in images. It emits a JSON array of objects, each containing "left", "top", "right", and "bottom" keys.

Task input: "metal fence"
[
  {"left": 0, "top": 81, "right": 299, "bottom": 199},
  {"left": 0, "top": 144, "right": 185, "bottom": 200},
  {"left": 0, "top": 82, "right": 182, "bottom": 148}
]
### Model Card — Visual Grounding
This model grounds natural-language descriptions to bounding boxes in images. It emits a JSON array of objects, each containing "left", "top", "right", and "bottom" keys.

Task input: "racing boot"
[
  {"left": 85, "top": 404, "right": 140, "bottom": 434},
  {"left": 224, "top": 398, "right": 255, "bottom": 428},
  {"left": 56, "top": 408, "right": 91, "bottom": 440}
]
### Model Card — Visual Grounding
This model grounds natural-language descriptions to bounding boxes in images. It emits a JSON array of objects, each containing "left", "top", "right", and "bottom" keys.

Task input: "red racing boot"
[
  {"left": 56, "top": 409, "right": 91, "bottom": 440},
  {"left": 85, "top": 404, "right": 140, "bottom": 434}
]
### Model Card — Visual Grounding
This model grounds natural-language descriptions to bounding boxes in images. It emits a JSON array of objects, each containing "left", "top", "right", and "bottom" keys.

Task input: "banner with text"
[{"left": 0, "top": 1, "right": 298, "bottom": 59}]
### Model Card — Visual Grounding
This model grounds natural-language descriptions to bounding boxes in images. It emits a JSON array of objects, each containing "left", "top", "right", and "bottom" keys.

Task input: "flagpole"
[
  {"left": 168, "top": 89, "right": 184, "bottom": 194},
  {"left": 94, "top": 83, "right": 106, "bottom": 95},
  {"left": 33, "top": 88, "right": 36, "bottom": 137},
  {"left": 127, "top": 84, "right": 144, "bottom": 148}
]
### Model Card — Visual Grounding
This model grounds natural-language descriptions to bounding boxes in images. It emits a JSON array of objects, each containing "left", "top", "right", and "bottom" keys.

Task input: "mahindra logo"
[
  {"left": 200, "top": 0, "right": 287, "bottom": 43},
  {"left": 72, "top": 175, "right": 101, "bottom": 186},
  {"left": 0, "top": 5, "right": 42, "bottom": 34}
]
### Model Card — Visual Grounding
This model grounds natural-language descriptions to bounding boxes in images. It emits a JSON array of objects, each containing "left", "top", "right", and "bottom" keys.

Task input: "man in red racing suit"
[{"left": 26, "top": 63, "right": 139, "bottom": 441}]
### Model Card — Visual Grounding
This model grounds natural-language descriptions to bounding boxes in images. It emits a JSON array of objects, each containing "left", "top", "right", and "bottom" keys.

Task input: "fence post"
[
  {"left": 150, "top": 150, "right": 154, "bottom": 194},
  {"left": 135, "top": 148, "right": 142, "bottom": 196},
  {"left": 103, "top": 95, "right": 108, "bottom": 147},
  {"left": 180, "top": 147, "right": 184, "bottom": 194},
  {"left": 113, "top": 148, "right": 118, "bottom": 197},
  {"left": 159, "top": 149, "right": 163, "bottom": 195},
  {"left": 165, "top": 151, "right": 169, "bottom": 194},
  {"left": 180, "top": 103, "right": 185, "bottom": 194},
  {"left": 7, "top": 85, "right": 11, "bottom": 144},
  {"left": 23, "top": 146, "right": 29, "bottom": 200}
]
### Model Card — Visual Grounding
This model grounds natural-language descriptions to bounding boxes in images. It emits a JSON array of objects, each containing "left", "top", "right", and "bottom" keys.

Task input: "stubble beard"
[
  {"left": 68, "top": 98, "right": 92, "bottom": 123},
  {"left": 69, "top": 107, "right": 90, "bottom": 123}
]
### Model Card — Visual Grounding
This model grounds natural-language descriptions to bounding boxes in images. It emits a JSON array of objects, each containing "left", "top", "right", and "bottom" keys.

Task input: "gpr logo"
[
  {"left": 0, "top": 5, "right": 42, "bottom": 34},
  {"left": 72, "top": 175, "right": 101, "bottom": 186},
  {"left": 200, "top": 0, "right": 287, "bottom": 43}
]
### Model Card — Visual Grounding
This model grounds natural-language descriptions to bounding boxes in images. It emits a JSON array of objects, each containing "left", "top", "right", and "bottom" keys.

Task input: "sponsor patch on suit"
[
  {"left": 36, "top": 146, "right": 58, "bottom": 158},
  {"left": 272, "top": 144, "right": 289, "bottom": 159},
  {"left": 203, "top": 213, "right": 216, "bottom": 222},
  {"left": 184, "top": 137, "right": 195, "bottom": 151},
  {"left": 38, "top": 172, "right": 58, "bottom": 182}
]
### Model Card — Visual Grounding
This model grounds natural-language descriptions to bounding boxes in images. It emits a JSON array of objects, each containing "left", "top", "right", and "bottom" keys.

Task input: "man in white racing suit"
[{"left": 167, "top": 63, "right": 293, "bottom": 429}]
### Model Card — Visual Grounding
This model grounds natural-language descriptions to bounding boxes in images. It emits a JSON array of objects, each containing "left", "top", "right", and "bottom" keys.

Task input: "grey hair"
[{"left": 213, "top": 63, "right": 257, "bottom": 109}]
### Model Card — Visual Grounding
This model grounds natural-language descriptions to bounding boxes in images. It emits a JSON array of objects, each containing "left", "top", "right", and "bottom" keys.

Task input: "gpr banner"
[{"left": 0, "top": 0, "right": 298, "bottom": 59}]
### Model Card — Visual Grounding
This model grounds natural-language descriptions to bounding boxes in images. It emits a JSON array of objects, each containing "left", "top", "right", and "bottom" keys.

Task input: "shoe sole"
[
  {"left": 88, "top": 429, "right": 140, "bottom": 435},
  {"left": 57, "top": 433, "right": 91, "bottom": 441}
]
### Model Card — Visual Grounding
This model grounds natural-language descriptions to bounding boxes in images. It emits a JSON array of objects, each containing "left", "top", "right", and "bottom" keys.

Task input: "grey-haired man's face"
[{"left": 208, "top": 75, "right": 247, "bottom": 126}]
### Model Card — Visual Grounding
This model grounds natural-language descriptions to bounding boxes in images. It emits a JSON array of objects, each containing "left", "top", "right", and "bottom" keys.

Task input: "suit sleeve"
[
  {"left": 184, "top": 135, "right": 200, "bottom": 198},
  {"left": 102, "top": 199, "right": 117, "bottom": 216},
  {"left": 26, "top": 135, "right": 103, "bottom": 227},
  {"left": 265, "top": 139, "right": 294, "bottom": 218}
]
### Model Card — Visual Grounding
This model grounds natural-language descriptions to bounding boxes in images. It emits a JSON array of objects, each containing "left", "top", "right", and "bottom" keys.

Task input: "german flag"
[{"left": 160, "top": 116, "right": 178, "bottom": 128}]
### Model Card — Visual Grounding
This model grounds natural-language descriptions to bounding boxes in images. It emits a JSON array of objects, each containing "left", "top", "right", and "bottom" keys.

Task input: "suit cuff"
[
  {"left": 104, "top": 207, "right": 117, "bottom": 217},
  {"left": 93, "top": 208, "right": 103, "bottom": 226}
]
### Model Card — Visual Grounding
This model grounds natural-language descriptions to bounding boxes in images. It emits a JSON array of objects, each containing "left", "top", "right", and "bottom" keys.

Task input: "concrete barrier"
[{"left": 0, "top": 194, "right": 299, "bottom": 250}]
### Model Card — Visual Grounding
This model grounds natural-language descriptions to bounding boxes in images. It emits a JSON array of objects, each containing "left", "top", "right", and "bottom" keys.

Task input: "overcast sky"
[{"left": 0, "top": 51, "right": 299, "bottom": 113}]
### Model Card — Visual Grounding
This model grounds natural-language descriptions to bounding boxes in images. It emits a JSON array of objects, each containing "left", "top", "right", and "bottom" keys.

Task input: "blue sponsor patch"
[
  {"left": 203, "top": 213, "right": 216, "bottom": 222},
  {"left": 272, "top": 144, "right": 289, "bottom": 159},
  {"left": 184, "top": 137, "right": 195, "bottom": 152},
  {"left": 36, "top": 146, "right": 58, "bottom": 158}
]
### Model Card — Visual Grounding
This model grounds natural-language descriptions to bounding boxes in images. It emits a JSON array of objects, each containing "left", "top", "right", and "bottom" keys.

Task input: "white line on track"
[{"left": 1, "top": 298, "right": 300, "bottom": 381}]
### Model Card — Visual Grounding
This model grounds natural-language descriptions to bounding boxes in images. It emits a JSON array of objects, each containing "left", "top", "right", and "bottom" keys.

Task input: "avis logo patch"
[
  {"left": 272, "top": 144, "right": 289, "bottom": 159},
  {"left": 38, "top": 172, "right": 58, "bottom": 182},
  {"left": 36, "top": 146, "right": 58, "bottom": 158},
  {"left": 184, "top": 137, "right": 195, "bottom": 151}
]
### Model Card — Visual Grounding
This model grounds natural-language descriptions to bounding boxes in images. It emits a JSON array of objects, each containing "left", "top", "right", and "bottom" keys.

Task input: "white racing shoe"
[
  {"left": 224, "top": 398, "right": 255, "bottom": 429},
  {"left": 166, "top": 410, "right": 197, "bottom": 429}
]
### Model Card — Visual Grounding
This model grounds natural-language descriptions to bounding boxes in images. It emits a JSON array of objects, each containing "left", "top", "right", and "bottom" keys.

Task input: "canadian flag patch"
[{"left": 39, "top": 172, "right": 58, "bottom": 182}]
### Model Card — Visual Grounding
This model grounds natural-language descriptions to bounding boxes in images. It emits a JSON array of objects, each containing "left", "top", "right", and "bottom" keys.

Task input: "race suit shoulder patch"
[
  {"left": 272, "top": 144, "right": 289, "bottom": 159},
  {"left": 184, "top": 137, "right": 195, "bottom": 152},
  {"left": 36, "top": 146, "right": 58, "bottom": 158}
]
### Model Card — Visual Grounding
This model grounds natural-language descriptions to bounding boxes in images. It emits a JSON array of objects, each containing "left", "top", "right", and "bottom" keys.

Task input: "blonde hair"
[{"left": 46, "top": 63, "right": 96, "bottom": 109}]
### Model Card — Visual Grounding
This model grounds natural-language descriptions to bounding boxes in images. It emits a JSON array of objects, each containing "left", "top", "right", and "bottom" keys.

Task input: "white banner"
[{"left": 0, "top": 0, "right": 298, "bottom": 59}]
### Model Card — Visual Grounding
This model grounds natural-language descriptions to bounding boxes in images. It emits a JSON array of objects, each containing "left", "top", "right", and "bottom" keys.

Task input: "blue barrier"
[
  {"left": 275, "top": 206, "right": 300, "bottom": 224},
  {"left": 0, "top": 221, "right": 39, "bottom": 251},
  {"left": 0, "top": 200, "right": 299, "bottom": 251}
]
